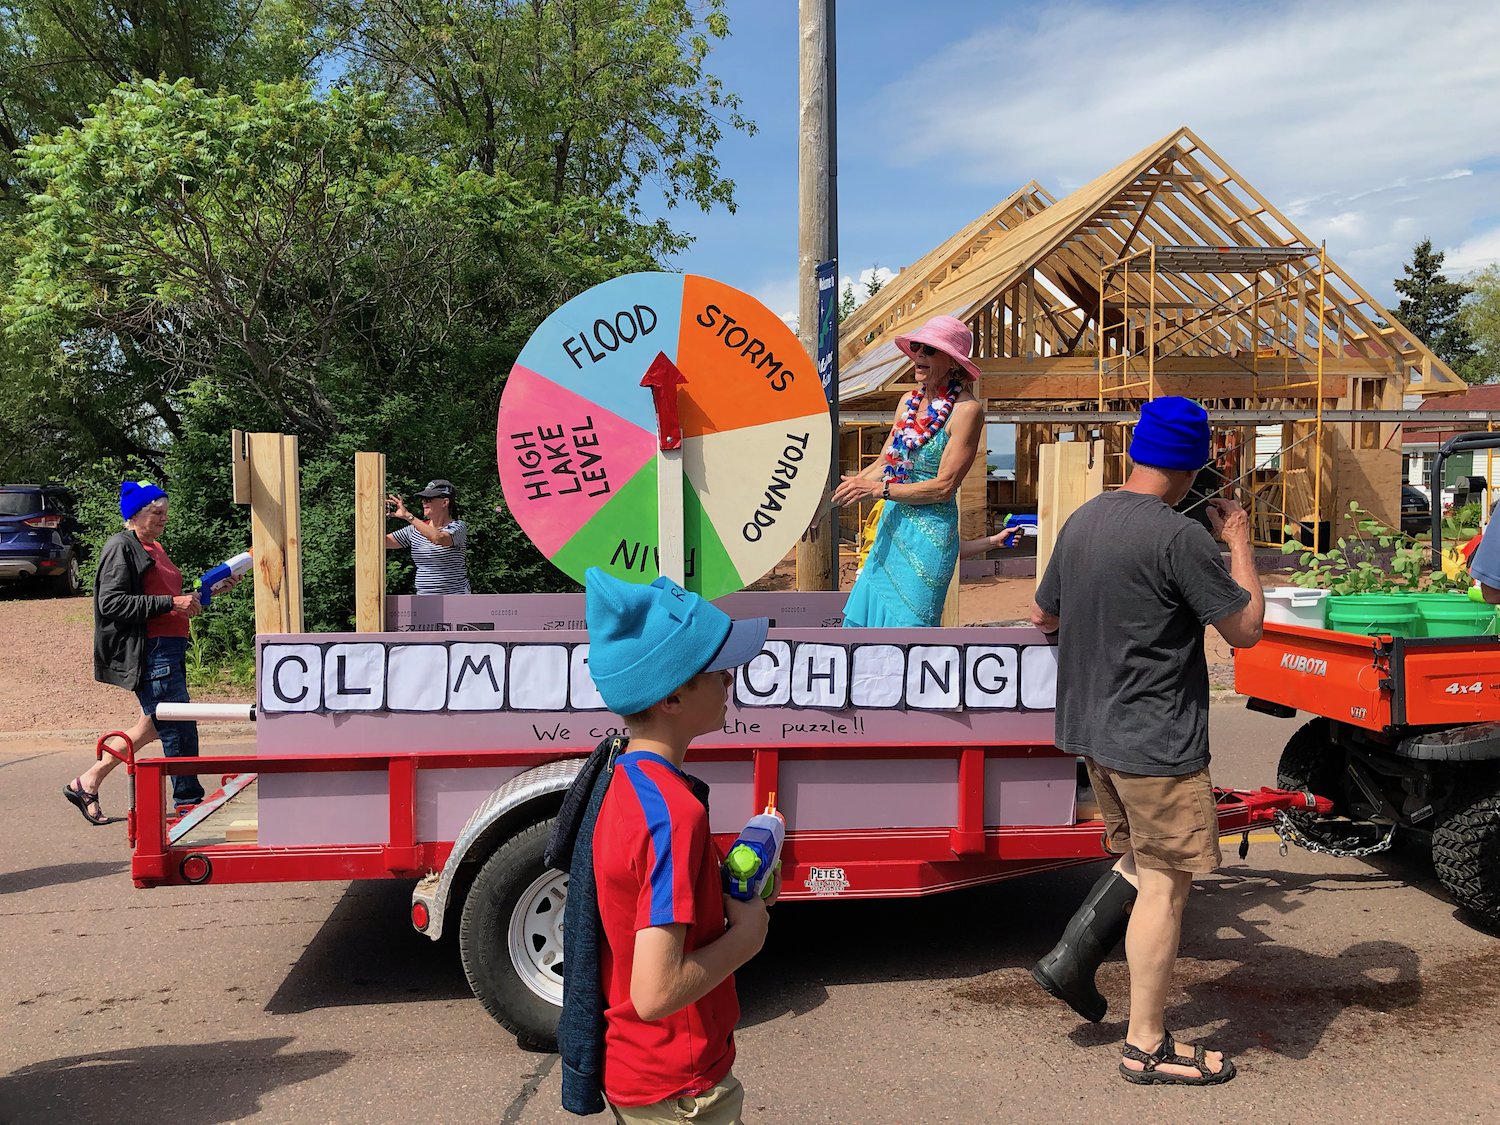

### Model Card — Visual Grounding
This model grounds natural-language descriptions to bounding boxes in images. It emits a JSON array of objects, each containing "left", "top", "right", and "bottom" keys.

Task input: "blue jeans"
[{"left": 134, "top": 636, "right": 204, "bottom": 807}]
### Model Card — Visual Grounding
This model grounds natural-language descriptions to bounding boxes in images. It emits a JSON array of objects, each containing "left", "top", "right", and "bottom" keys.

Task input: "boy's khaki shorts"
[
  {"left": 1085, "top": 760, "right": 1222, "bottom": 873},
  {"left": 610, "top": 1074, "right": 745, "bottom": 1125}
]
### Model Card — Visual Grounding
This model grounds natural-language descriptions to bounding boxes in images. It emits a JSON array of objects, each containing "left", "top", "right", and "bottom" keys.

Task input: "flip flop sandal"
[
  {"left": 1120, "top": 1031, "right": 1236, "bottom": 1086},
  {"left": 64, "top": 778, "right": 110, "bottom": 826}
]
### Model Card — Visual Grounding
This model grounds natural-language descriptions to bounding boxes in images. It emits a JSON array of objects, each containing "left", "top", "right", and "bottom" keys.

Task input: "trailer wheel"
[
  {"left": 1432, "top": 786, "right": 1500, "bottom": 931},
  {"left": 1276, "top": 718, "right": 1346, "bottom": 811},
  {"left": 459, "top": 818, "right": 566, "bottom": 1049}
]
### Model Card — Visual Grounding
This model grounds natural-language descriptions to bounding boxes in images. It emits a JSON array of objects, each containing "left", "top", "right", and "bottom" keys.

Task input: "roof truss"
[{"left": 838, "top": 127, "right": 1466, "bottom": 403}]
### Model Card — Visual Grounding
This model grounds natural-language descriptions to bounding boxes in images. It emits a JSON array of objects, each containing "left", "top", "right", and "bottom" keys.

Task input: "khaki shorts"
[
  {"left": 610, "top": 1074, "right": 745, "bottom": 1125},
  {"left": 1085, "top": 760, "right": 1222, "bottom": 873}
]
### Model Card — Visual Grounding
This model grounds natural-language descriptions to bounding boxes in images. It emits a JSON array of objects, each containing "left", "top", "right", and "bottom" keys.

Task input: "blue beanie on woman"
[
  {"left": 119, "top": 480, "right": 167, "bottom": 520},
  {"left": 1128, "top": 397, "right": 1210, "bottom": 472}
]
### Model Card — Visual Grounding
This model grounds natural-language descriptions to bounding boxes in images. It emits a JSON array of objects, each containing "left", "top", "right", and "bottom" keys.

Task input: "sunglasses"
[{"left": 910, "top": 343, "right": 939, "bottom": 357}]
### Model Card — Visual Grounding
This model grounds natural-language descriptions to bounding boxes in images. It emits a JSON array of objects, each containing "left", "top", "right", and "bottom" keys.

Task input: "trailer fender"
[{"left": 413, "top": 757, "right": 583, "bottom": 941}]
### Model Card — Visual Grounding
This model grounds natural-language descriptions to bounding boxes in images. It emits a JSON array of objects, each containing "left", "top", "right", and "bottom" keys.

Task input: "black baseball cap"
[{"left": 416, "top": 479, "right": 456, "bottom": 499}]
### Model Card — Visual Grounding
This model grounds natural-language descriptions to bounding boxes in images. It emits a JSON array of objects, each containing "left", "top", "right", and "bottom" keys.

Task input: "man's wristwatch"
[{"left": 882, "top": 481, "right": 890, "bottom": 501}]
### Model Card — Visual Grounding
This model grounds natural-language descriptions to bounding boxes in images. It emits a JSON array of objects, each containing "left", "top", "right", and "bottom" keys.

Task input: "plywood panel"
[{"left": 1335, "top": 439, "right": 1402, "bottom": 533}]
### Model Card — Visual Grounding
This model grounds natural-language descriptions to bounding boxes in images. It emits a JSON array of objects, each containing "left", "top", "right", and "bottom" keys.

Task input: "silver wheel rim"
[
  {"left": 67, "top": 557, "right": 79, "bottom": 591},
  {"left": 507, "top": 869, "right": 568, "bottom": 1005}
]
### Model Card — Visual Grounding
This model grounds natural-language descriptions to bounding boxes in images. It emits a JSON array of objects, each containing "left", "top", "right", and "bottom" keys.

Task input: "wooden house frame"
[{"left": 835, "top": 127, "right": 1468, "bottom": 550}]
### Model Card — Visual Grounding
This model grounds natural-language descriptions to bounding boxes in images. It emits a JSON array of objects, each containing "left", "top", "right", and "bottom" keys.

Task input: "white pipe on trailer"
[{"left": 155, "top": 702, "right": 256, "bottom": 722}]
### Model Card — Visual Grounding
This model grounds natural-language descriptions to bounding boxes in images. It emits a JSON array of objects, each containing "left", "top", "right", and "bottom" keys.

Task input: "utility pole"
[{"left": 796, "top": 0, "right": 838, "bottom": 591}]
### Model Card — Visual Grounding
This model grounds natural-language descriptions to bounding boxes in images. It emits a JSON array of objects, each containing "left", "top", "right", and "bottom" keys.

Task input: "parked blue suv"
[{"left": 0, "top": 484, "right": 85, "bottom": 595}]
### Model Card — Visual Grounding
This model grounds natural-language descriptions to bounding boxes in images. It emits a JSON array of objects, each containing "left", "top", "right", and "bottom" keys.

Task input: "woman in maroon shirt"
[{"left": 66, "top": 483, "right": 239, "bottom": 824}]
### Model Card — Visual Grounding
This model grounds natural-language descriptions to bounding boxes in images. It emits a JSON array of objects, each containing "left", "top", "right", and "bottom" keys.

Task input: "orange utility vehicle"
[{"left": 1236, "top": 433, "right": 1500, "bottom": 930}]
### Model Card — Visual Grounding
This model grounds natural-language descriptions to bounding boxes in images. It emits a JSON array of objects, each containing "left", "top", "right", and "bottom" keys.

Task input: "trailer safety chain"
[{"left": 1271, "top": 810, "right": 1398, "bottom": 860}]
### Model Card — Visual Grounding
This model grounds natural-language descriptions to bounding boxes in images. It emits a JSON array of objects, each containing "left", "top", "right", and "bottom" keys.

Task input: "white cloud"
[
  {"left": 839, "top": 265, "right": 898, "bottom": 309},
  {"left": 751, "top": 273, "right": 800, "bottom": 329},
  {"left": 753, "top": 264, "right": 902, "bottom": 332},
  {"left": 1446, "top": 227, "right": 1500, "bottom": 275},
  {"left": 869, "top": 0, "right": 1500, "bottom": 304}
]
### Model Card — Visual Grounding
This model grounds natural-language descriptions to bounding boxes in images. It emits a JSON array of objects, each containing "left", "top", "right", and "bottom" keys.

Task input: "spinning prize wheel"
[{"left": 497, "top": 273, "right": 833, "bottom": 599}]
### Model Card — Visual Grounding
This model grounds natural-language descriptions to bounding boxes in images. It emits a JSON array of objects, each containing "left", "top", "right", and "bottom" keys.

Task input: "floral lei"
[{"left": 883, "top": 375, "right": 964, "bottom": 483}]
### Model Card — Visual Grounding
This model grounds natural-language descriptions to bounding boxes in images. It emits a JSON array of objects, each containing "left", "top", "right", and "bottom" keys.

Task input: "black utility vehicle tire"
[
  {"left": 458, "top": 818, "right": 564, "bottom": 1049},
  {"left": 51, "top": 553, "right": 82, "bottom": 597},
  {"left": 1432, "top": 788, "right": 1500, "bottom": 931},
  {"left": 1276, "top": 718, "right": 1345, "bottom": 810}
]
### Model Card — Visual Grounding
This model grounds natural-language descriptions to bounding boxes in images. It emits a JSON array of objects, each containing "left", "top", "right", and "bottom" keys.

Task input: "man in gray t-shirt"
[{"left": 1029, "top": 397, "right": 1263, "bottom": 1086}]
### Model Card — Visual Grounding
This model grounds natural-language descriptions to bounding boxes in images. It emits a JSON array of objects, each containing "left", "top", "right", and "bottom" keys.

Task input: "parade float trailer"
[{"left": 112, "top": 273, "right": 1323, "bottom": 1048}]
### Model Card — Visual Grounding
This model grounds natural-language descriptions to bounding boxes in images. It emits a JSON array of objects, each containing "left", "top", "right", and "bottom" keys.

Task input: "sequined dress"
[{"left": 842, "top": 426, "right": 958, "bottom": 628}]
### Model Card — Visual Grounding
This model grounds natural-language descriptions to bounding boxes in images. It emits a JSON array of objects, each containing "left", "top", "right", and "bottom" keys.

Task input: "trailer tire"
[
  {"left": 1432, "top": 787, "right": 1500, "bottom": 932},
  {"left": 459, "top": 818, "right": 566, "bottom": 1050},
  {"left": 1276, "top": 718, "right": 1345, "bottom": 810}
]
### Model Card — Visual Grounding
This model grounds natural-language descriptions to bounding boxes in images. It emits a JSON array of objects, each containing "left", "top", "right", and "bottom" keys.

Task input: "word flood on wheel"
[{"left": 497, "top": 272, "right": 833, "bottom": 599}]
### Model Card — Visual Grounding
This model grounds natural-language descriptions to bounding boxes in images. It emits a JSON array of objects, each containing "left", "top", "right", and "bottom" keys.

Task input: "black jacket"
[
  {"left": 548, "top": 736, "right": 715, "bottom": 1116},
  {"left": 548, "top": 735, "right": 624, "bottom": 1117},
  {"left": 93, "top": 530, "right": 175, "bottom": 690}
]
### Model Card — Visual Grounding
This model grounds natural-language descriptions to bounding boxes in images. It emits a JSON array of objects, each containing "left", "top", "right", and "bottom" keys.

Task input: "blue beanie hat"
[
  {"left": 585, "top": 568, "right": 769, "bottom": 716},
  {"left": 119, "top": 480, "right": 168, "bottom": 520},
  {"left": 1129, "top": 397, "right": 1211, "bottom": 472}
]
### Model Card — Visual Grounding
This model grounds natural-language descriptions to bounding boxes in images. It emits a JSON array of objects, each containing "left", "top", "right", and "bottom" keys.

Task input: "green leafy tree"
[
  {"left": 1459, "top": 264, "right": 1500, "bottom": 384},
  {"left": 319, "top": 0, "right": 752, "bottom": 216},
  {"left": 864, "top": 264, "right": 885, "bottom": 299},
  {"left": 1393, "top": 238, "right": 1477, "bottom": 379},
  {"left": 838, "top": 280, "right": 855, "bottom": 322},
  {"left": 0, "top": 1, "right": 319, "bottom": 213},
  {"left": 10, "top": 79, "right": 656, "bottom": 437},
  {"left": 8, "top": 75, "right": 662, "bottom": 646}
]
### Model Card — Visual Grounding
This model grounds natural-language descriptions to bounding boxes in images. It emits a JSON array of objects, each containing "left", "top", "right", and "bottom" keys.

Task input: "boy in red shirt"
[{"left": 581, "top": 568, "right": 774, "bottom": 1124}]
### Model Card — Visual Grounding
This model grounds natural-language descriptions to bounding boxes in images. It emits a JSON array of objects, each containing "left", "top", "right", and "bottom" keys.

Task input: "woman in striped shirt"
[{"left": 386, "top": 479, "right": 471, "bottom": 594}]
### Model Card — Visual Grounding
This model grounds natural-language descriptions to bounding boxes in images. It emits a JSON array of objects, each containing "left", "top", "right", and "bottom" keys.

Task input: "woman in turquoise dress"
[{"left": 834, "top": 315, "right": 986, "bottom": 627}]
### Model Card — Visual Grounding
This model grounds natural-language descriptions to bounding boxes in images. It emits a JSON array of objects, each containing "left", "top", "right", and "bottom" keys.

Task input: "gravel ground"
[{"left": 0, "top": 586, "right": 251, "bottom": 734}]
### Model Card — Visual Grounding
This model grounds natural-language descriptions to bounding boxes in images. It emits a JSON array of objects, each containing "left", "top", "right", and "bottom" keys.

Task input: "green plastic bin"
[
  {"left": 1325, "top": 593, "right": 1422, "bottom": 638},
  {"left": 1412, "top": 592, "right": 1498, "bottom": 637}
]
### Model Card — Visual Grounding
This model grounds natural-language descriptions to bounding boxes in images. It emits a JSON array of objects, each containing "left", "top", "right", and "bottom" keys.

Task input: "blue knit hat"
[
  {"left": 119, "top": 480, "right": 167, "bottom": 520},
  {"left": 1129, "top": 397, "right": 1211, "bottom": 472},
  {"left": 584, "top": 569, "right": 769, "bottom": 716}
]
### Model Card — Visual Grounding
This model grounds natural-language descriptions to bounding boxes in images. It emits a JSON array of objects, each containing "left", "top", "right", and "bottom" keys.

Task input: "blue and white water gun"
[
  {"left": 724, "top": 795, "right": 785, "bottom": 901},
  {"left": 196, "top": 550, "right": 253, "bottom": 608}
]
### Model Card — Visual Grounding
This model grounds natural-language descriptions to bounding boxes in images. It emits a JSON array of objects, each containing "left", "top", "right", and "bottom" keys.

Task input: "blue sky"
[{"left": 646, "top": 0, "right": 1500, "bottom": 322}]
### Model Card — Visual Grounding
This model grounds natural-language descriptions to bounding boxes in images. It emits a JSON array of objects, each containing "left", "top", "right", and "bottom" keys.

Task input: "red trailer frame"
[{"left": 123, "top": 743, "right": 1316, "bottom": 894}]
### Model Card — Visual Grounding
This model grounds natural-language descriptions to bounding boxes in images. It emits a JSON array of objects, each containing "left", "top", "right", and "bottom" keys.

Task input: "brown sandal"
[
  {"left": 1120, "top": 1032, "right": 1236, "bottom": 1086},
  {"left": 64, "top": 778, "right": 110, "bottom": 826}
]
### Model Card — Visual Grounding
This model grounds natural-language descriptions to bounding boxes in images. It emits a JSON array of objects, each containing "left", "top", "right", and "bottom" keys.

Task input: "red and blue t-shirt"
[{"left": 593, "top": 749, "right": 738, "bottom": 1107}]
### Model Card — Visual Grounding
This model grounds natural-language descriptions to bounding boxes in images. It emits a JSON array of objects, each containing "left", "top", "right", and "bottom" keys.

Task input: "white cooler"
[{"left": 1263, "top": 586, "right": 1330, "bottom": 628}]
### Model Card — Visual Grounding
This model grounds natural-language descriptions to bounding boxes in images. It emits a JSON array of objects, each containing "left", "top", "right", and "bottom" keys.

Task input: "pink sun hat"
[{"left": 894, "top": 314, "right": 982, "bottom": 381}]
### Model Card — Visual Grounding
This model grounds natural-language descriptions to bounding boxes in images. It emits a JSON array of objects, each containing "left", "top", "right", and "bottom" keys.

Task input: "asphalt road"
[{"left": 3, "top": 707, "right": 1499, "bottom": 1125}]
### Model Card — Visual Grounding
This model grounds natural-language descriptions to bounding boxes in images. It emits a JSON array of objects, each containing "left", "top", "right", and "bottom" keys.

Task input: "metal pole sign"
[{"left": 816, "top": 259, "right": 838, "bottom": 405}]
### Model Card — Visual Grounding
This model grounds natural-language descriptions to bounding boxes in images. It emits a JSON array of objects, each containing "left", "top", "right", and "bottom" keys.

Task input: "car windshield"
[{"left": 0, "top": 492, "right": 42, "bottom": 516}]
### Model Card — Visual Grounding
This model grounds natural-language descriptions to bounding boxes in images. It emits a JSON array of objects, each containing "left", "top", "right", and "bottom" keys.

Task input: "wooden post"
[
  {"left": 795, "top": 0, "right": 838, "bottom": 592},
  {"left": 244, "top": 432, "right": 302, "bottom": 635},
  {"left": 281, "top": 434, "right": 303, "bottom": 632},
  {"left": 231, "top": 430, "right": 251, "bottom": 504},
  {"left": 354, "top": 452, "right": 387, "bottom": 633},
  {"left": 940, "top": 558, "right": 961, "bottom": 628},
  {"left": 1037, "top": 440, "right": 1093, "bottom": 589}
]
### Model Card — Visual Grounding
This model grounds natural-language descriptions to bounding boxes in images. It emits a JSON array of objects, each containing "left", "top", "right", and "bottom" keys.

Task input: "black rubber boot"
[{"left": 1030, "top": 868, "right": 1137, "bottom": 1022}]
